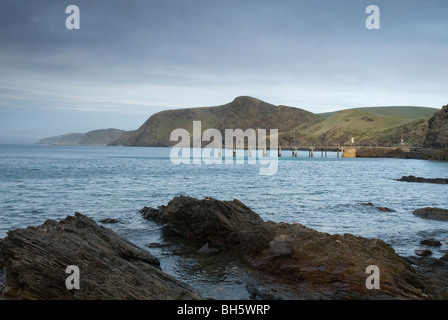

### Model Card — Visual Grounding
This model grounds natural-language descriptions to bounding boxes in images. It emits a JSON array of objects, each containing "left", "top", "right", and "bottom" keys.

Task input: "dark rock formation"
[
  {"left": 360, "top": 202, "right": 395, "bottom": 212},
  {"left": 397, "top": 175, "right": 448, "bottom": 184},
  {"left": 0, "top": 212, "right": 202, "bottom": 300},
  {"left": 415, "top": 250, "right": 433, "bottom": 257},
  {"left": 413, "top": 207, "right": 448, "bottom": 221},
  {"left": 406, "top": 255, "right": 448, "bottom": 299},
  {"left": 197, "top": 243, "right": 218, "bottom": 255},
  {"left": 142, "top": 196, "right": 427, "bottom": 299},
  {"left": 141, "top": 197, "right": 274, "bottom": 259},
  {"left": 424, "top": 104, "right": 448, "bottom": 149},
  {"left": 98, "top": 218, "right": 121, "bottom": 224},
  {"left": 420, "top": 239, "right": 442, "bottom": 247},
  {"left": 246, "top": 283, "right": 282, "bottom": 300}
]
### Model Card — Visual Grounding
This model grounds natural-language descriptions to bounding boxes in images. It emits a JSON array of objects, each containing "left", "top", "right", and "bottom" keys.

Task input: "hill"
[
  {"left": 38, "top": 97, "right": 439, "bottom": 148},
  {"left": 109, "top": 96, "right": 321, "bottom": 146},
  {"left": 109, "top": 97, "right": 439, "bottom": 147},
  {"left": 36, "top": 133, "right": 85, "bottom": 145},
  {"left": 37, "top": 129, "right": 127, "bottom": 146},
  {"left": 78, "top": 128, "right": 128, "bottom": 145},
  {"left": 290, "top": 106, "right": 440, "bottom": 147}
]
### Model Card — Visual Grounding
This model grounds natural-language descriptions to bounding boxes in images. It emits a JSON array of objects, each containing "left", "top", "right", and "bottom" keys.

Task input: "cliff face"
[{"left": 424, "top": 104, "right": 448, "bottom": 149}]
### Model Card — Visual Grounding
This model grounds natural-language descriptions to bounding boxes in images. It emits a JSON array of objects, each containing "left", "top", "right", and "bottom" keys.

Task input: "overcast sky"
[{"left": 1, "top": 0, "right": 447, "bottom": 142}]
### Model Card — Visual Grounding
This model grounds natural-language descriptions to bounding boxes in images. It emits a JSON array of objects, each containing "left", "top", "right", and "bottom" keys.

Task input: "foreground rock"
[
  {"left": 141, "top": 196, "right": 427, "bottom": 299},
  {"left": 397, "top": 175, "right": 448, "bottom": 184},
  {"left": 0, "top": 212, "right": 202, "bottom": 300},
  {"left": 413, "top": 207, "right": 448, "bottom": 221},
  {"left": 406, "top": 255, "right": 448, "bottom": 299}
]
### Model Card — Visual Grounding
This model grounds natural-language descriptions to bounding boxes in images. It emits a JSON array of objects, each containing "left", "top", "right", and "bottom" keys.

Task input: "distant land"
[
  {"left": 109, "top": 96, "right": 439, "bottom": 147},
  {"left": 37, "top": 96, "right": 441, "bottom": 147},
  {"left": 36, "top": 129, "right": 129, "bottom": 146}
]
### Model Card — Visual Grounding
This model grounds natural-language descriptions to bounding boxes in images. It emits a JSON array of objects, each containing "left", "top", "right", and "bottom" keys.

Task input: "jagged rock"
[
  {"left": 198, "top": 243, "right": 218, "bottom": 255},
  {"left": 415, "top": 249, "right": 433, "bottom": 257},
  {"left": 0, "top": 212, "right": 202, "bottom": 300},
  {"left": 142, "top": 196, "right": 426, "bottom": 299},
  {"left": 413, "top": 207, "right": 448, "bottom": 221},
  {"left": 142, "top": 196, "right": 274, "bottom": 259},
  {"left": 424, "top": 104, "right": 448, "bottom": 149},
  {"left": 140, "top": 206, "right": 165, "bottom": 221},
  {"left": 397, "top": 175, "right": 448, "bottom": 184},
  {"left": 245, "top": 283, "right": 282, "bottom": 300},
  {"left": 406, "top": 256, "right": 448, "bottom": 299}
]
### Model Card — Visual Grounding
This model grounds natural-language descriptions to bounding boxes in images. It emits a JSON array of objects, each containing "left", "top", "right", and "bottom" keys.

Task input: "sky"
[{"left": 0, "top": 0, "right": 447, "bottom": 142}]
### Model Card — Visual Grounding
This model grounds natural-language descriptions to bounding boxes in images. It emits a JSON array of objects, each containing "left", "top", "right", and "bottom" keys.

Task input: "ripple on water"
[{"left": 1, "top": 145, "right": 448, "bottom": 297}]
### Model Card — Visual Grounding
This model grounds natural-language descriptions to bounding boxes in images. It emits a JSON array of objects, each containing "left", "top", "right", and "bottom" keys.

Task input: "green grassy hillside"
[
  {"left": 106, "top": 98, "right": 440, "bottom": 148},
  {"left": 109, "top": 96, "right": 321, "bottom": 146},
  {"left": 284, "top": 106, "right": 440, "bottom": 147}
]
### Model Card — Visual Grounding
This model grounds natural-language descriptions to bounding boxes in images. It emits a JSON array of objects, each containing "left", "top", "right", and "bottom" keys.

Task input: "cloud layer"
[{"left": 1, "top": 0, "right": 447, "bottom": 140}]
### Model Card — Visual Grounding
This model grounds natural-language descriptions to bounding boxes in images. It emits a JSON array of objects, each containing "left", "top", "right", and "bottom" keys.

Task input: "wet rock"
[
  {"left": 406, "top": 255, "right": 448, "bottom": 299},
  {"left": 141, "top": 196, "right": 274, "bottom": 259},
  {"left": 413, "top": 207, "right": 448, "bottom": 221},
  {"left": 415, "top": 249, "right": 433, "bottom": 257},
  {"left": 396, "top": 175, "right": 448, "bottom": 184},
  {"left": 420, "top": 239, "right": 442, "bottom": 247},
  {"left": 0, "top": 212, "right": 202, "bottom": 300},
  {"left": 198, "top": 243, "right": 218, "bottom": 255},
  {"left": 98, "top": 218, "right": 120, "bottom": 224},
  {"left": 246, "top": 283, "right": 282, "bottom": 300},
  {"left": 361, "top": 202, "right": 375, "bottom": 207},
  {"left": 140, "top": 206, "right": 165, "bottom": 221},
  {"left": 360, "top": 202, "right": 395, "bottom": 212},
  {"left": 143, "top": 196, "right": 426, "bottom": 299}
]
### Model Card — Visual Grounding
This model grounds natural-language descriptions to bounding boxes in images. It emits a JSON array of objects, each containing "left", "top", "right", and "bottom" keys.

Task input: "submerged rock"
[
  {"left": 198, "top": 243, "right": 218, "bottom": 255},
  {"left": 420, "top": 239, "right": 442, "bottom": 247},
  {"left": 98, "top": 218, "right": 121, "bottom": 224},
  {"left": 397, "top": 175, "right": 448, "bottom": 184},
  {"left": 413, "top": 207, "right": 448, "bottom": 221},
  {"left": 415, "top": 249, "right": 433, "bottom": 257},
  {"left": 0, "top": 212, "right": 202, "bottom": 300},
  {"left": 246, "top": 283, "right": 282, "bottom": 300},
  {"left": 142, "top": 196, "right": 427, "bottom": 299},
  {"left": 360, "top": 202, "right": 396, "bottom": 212}
]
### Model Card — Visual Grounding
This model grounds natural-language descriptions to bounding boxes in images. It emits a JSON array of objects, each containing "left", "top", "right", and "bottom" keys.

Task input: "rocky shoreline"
[
  {"left": 355, "top": 147, "right": 448, "bottom": 161},
  {"left": 2, "top": 196, "right": 448, "bottom": 300},
  {"left": 0, "top": 212, "right": 202, "bottom": 300}
]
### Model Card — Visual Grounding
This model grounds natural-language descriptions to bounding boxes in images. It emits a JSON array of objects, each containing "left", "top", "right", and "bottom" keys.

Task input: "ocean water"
[{"left": 1, "top": 144, "right": 448, "bottom": 298}]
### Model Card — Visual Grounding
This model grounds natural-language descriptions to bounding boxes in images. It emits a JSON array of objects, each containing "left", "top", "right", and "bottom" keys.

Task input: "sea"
[{"left": 1, "top": 144, "right": 448, "bottom": 299}]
